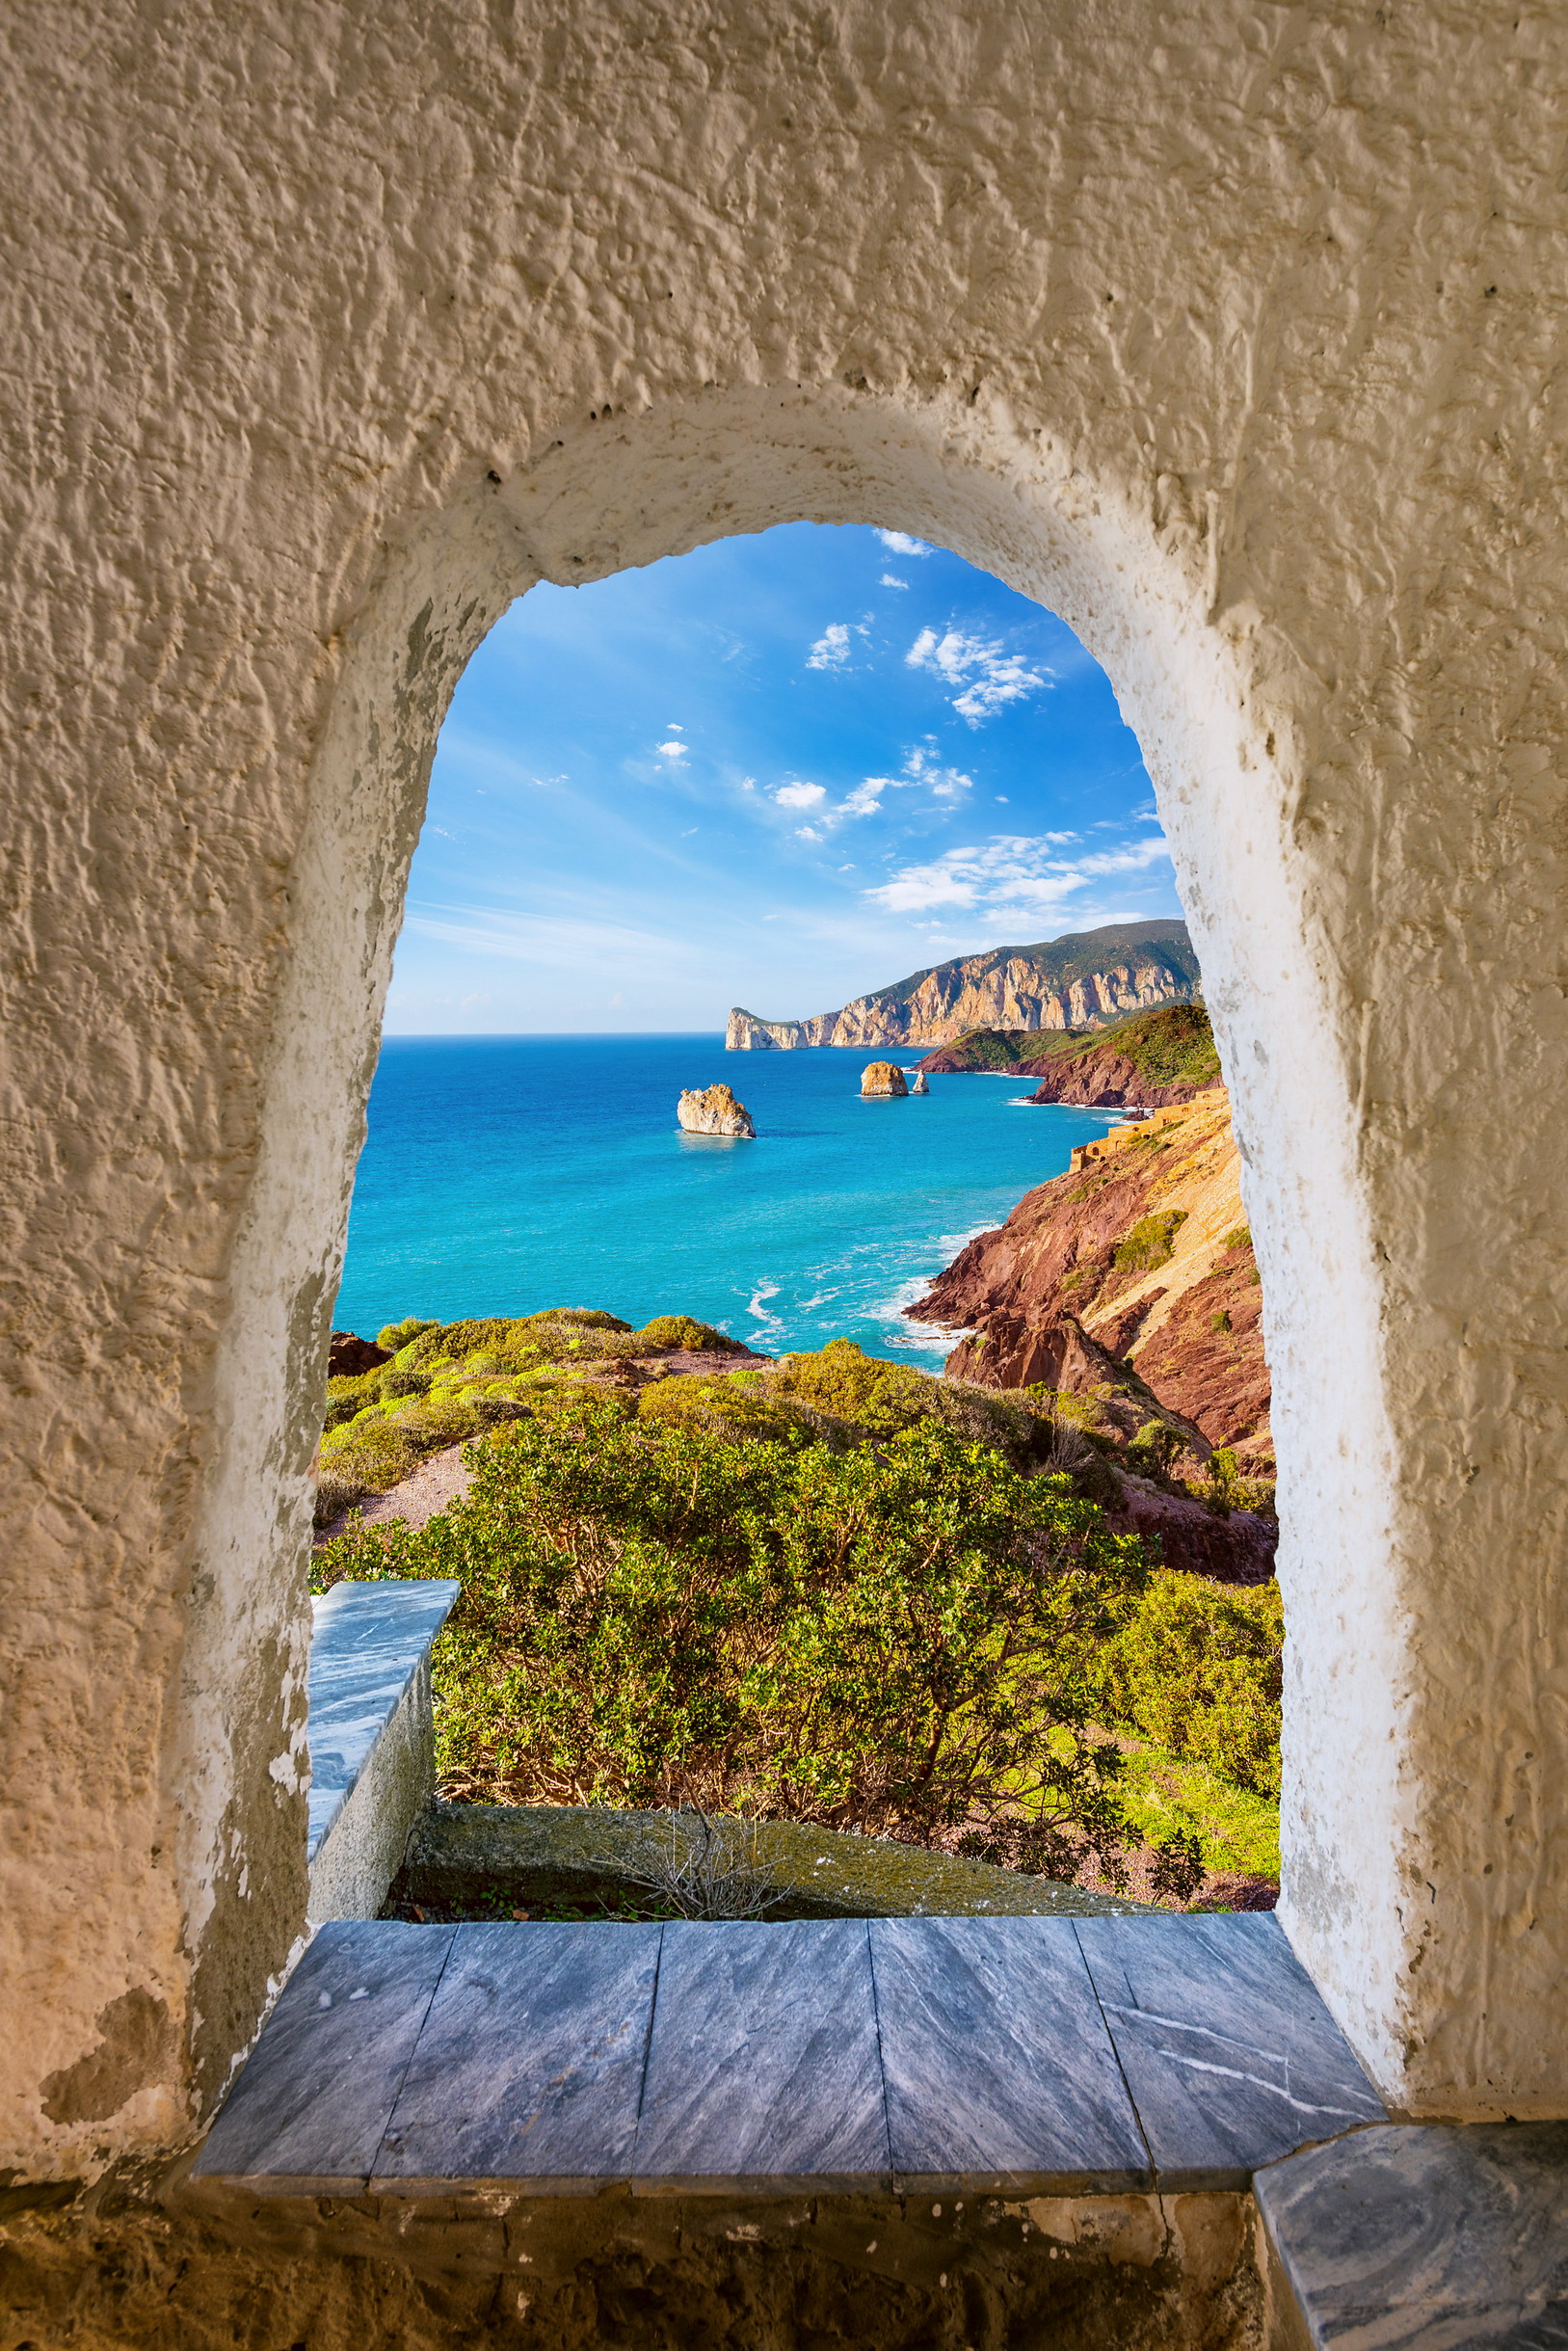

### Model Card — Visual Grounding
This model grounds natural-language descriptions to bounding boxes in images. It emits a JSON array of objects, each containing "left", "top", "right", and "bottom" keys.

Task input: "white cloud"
[
  {"left": 900, "top": 743, "right": 973, "bottom": 801},
  {"left": 656, "top": 738, "right": 687, "bottom": 759},
  {"left": 880, "top": 573, "right": 910, "bottom": 589},
  {"left": 806, "top": 622, "right": 857, "bottom": 671},
  {"left": 906, "top": 627, "right": 1050, "bottom": 724},
  {"left": 813, "top": 745, "right": 974, "bottom": 835},
  {"left": 1072, "top": 832, "right": 1173, "bottom": 877},
  {"left": 877, "top": 530, "right": 933, "bottom": 557},
  {"left": 775, "top": 781, "right": 827, "bottom": 810},
  {"left": 666, "top": 721, "right": 683, "bottom": 731},
  {"left": 863, "top": 828, "right": 1170, "bottom": 918},
  {"left": 796, "top": 825, "right": 823, "bottom": 842}
]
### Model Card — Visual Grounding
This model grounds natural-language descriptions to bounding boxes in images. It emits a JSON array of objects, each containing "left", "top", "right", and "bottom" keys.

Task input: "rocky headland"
[
  {"left": 918, "top": 1002, "right": 1219, "bottom": 1109},
  {"left": 678, "top": 1082, "right": 755, "bottom": 1136},
  {"left": 860, "top": 1060, "right": 908, "bottom": 1097},
  {"left": 728, "top": 919, "right": 1198, "bottom": 1050},
  {"left": 907, "top": 1080, "right": 1275, "bottom": 1581}
]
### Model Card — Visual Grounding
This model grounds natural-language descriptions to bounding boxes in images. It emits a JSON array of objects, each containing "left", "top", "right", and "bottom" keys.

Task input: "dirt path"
[
  {"left": 312, "top": 1347, "right": 773, "bottom": 1548},
  {"left": 313, "top": 1441, "right": 473, "bottom": 1546}
]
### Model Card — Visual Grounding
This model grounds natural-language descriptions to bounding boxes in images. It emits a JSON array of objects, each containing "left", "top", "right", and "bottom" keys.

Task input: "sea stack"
[
  {"left": 861, "top": 1060, "right": 909, "bottom": 1098},
  {"left": 678, "top": 1082, "right": 756, "bottom": 1137},
  {"left": 910, "top": 1070, "right": 929, "bottom": 1094}
]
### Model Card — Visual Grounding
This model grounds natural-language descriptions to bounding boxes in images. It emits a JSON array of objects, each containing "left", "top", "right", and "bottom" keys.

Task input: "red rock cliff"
[{"left": 908, "top": 1091, "right": 1272, "bottom": 1465}]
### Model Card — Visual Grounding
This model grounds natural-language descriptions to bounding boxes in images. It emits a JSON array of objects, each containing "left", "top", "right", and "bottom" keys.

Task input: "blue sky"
[{"left": 385, "top": 521, "right": 1184, "bottom": 1033}]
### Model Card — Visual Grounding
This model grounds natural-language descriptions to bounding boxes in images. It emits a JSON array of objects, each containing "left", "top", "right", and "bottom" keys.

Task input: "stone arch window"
[
  {"left": 210, "top": 397, "right": 1371, "bottom": 2057},
  {"left": 12, "top": 381, "right": 1555, "bottom": 2176}
]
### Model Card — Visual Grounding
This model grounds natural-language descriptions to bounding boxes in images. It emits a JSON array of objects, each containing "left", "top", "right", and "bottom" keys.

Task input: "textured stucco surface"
[{"left": 0, "top": 0, "right": 1564, "bottom": 2176}]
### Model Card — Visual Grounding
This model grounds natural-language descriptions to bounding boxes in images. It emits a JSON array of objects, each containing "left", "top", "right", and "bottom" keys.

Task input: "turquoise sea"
[{"left": 334, "top": 1035, "right": 1125, "bottom": 1363}]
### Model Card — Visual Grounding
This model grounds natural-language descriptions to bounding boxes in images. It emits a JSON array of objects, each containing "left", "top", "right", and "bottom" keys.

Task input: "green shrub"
[
  {"left": 313, "top": 1410, "right": 1154, "bottom": 1874},
  {"left": 635, "top": 1374, "right": 797, "bottom": 1441},
  {"left": 324, "top": 1368, "right": 387, "bottom": 1429},
  {"left": 1087, "top": 1572, "right": 1283, "bottom": 1799},
  {"left": 378, "top": 1317, "right": 439, "bottom": 1351},
  {"left": 769, "top": 1338, "right": 934, "bottom": 1434},
  {"left": 319, "top": 1416, "right": 423, "bottom": 1493},
  {"left": 1112, "top": 1209, "right": 1188, "bottom": 1274},
  {"left": 637, "top": 1314, "right": 748, "bottom": 1354},
  {"left": 1128, "top": 1419, "right": 1182, "bottom": 1474}
]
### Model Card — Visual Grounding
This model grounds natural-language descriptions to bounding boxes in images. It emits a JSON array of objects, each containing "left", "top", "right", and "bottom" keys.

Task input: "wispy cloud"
[
  {"left": 815, "top": 744, "right": 975, "bottom": 832},
  {"left": 901, "top": 743, "right": 973, "bottom": 801},
  {"left": 864, "top": 828, "right": 1169, "bottom": 916},
  {"left": 877, "top": 530, "right": 933, "bottom": 558},
  {"left": 906, "top": 628, "right": 1049, "bottom": 725},
  {"left": 880, "top": 573, "right": 910, "bottom": 589},
  {"left": 404, "top": 905, "right": 705, "bottom": 972},
  {"left": 806, "top": 621, "right": 871, "bottom": 671}
]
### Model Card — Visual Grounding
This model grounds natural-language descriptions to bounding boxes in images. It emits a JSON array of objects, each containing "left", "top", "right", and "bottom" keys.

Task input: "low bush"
[
  {"left": 636, "top": 1314, "right": 748, "bottom": 1353},
  {"left": 314, "top": 1408, "right": 1158, "bottom": 1879},
  {"left": 378, "top": 1316, "right": 439, "bottom": 1351},
  {"left": 1112, "top": 1209, "right": 1188, "bottom": 1275},
  {"left": 1086, "top": 1572, "right": 1283, "bottom": 1799}
]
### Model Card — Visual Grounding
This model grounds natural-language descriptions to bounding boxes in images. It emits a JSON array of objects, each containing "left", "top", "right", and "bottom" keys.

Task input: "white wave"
[{"left": 746, "top": 1280, "right": 784, "bottom": 1339}]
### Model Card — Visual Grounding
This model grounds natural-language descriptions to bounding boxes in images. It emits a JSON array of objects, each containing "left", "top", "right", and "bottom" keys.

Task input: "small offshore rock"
[
  {"left": 910, "top": 1070, "right": 929, "bottom": 1094},
  {"left": 678, "top": 1082, "right": 756, "bottom": 1137},
  {"left": 861, "top": 1060, "right": 909, "bottom": 1098}
]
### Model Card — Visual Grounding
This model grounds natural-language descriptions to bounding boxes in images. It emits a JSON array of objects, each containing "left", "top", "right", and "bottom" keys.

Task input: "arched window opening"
[{"left": 314, "top": 520, "right": 1282, "bottom": 1924}]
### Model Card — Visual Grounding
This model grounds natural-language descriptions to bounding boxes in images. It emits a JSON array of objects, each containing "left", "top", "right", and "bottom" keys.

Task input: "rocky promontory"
[
  {"left": 918, "top": 1002, "right": 1219, "bottom": 1109},
  {"left": 678, "top": 1082, "right": 756, "bottom": 1137},
  {"left": 860, "top": 1060, "right": 908, "bottom": 1097},
  {"left": 908, "top": 1086, "right": 1271, "bottom": 1470},
  {"left": 728, "top": 920, "right": 1199, "bottom": 1050}
]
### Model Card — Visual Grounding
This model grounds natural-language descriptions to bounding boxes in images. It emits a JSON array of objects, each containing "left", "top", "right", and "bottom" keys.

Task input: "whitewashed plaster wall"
[{"left": 0, "top": 0, "right": 1563, "bottom": 2172}]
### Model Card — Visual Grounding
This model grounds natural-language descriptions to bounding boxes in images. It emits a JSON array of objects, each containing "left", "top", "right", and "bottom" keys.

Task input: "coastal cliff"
[
  {"left": 728, "top": 920, "right": 1199, "bottom": 1049},
  {"left": 678, "top": 1083, "right": 756, "bottom": 1137},
  {"left": 908, "top": 1087, "right": 1271, "bottom": 1467},
  {"left": 919, "top": 1002, "right": 1220, "bottom": 1109}
]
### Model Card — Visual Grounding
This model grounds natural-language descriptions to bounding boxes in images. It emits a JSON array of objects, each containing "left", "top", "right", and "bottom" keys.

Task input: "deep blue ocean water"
[{"left": 334, "top": 1036, "right": 1125, "bottom": 1363}]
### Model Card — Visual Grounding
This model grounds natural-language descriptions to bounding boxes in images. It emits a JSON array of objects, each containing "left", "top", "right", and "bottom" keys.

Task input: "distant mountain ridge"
[{"left": 727, "top": 921, "right": 1200, "bottom": 1051}]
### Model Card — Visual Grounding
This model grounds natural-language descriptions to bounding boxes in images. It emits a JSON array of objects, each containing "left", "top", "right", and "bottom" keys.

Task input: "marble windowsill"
[
  {"left": 306, "top": 1578, "right": 461, "bottom": 1864},
  {"left": 192, "top": 1910, "right": 1386, "bottom": 2201}
]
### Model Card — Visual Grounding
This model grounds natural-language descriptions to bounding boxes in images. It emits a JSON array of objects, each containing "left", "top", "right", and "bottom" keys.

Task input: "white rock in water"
[
  {"left": 910, "top": 1070, "right": 929, "bottom": 1093},
  {"left": 678, "top": 1082, "right": 756, "bottom": 1137}
]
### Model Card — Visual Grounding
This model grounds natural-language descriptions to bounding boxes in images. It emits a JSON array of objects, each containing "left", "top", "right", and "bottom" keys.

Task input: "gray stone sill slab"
[
  {"left": 1256, "top": 2121, "right": 1568, "bottom": 2349},
  {"left": 307, "top": 1578, "right": 460, "bottom": 1862},
  {"left": 193, "top": 1911, "right": 1385, "bottom": 2204},
  {"left": 401, "top": 1801, "right": 1156, "bottom": 1918}
]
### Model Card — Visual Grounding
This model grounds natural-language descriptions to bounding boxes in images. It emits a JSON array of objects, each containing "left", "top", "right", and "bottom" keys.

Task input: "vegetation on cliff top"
[
  {"left": 317, "top": 1400, "right": 1219, "bottom": 1896},
  {"left": 316, "top": 1306, "right": 747, "bottom": 1524},
  {"left": 316, "top": 1319, "right": 1285, "bottom": 1902},
  {"left": 928, "top": 1001, "right": 1220, "bottom": 1089}
]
